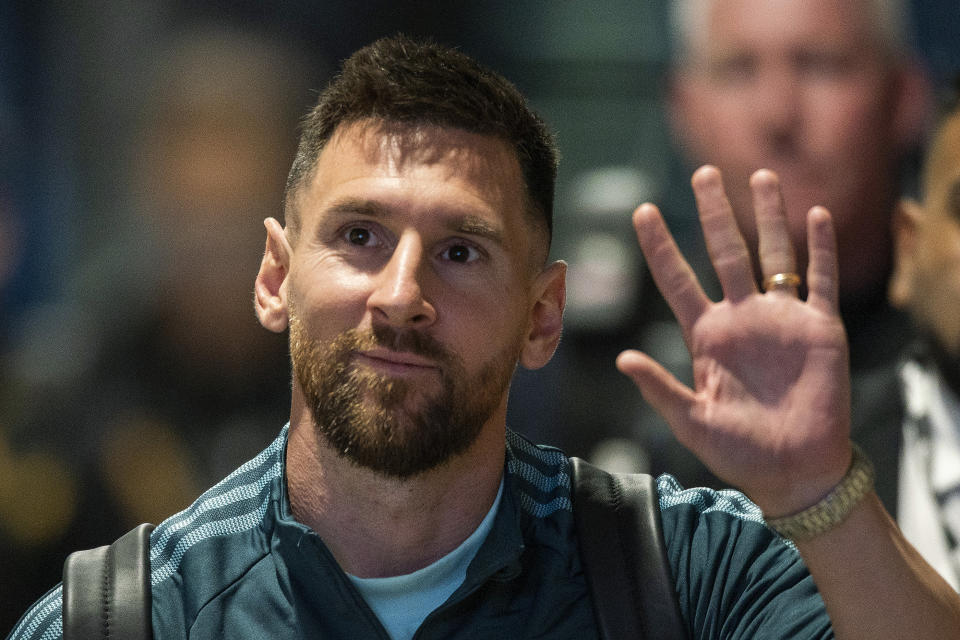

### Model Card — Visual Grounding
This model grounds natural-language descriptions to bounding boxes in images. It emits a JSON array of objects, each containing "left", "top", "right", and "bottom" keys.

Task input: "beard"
[{"left": 289, "top": 312, "right": 519, "bottom": 479}]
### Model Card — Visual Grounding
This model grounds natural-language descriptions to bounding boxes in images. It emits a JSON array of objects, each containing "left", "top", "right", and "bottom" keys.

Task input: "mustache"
[{"left": 347, "top": 325, "right": 453, "bottom": 364}]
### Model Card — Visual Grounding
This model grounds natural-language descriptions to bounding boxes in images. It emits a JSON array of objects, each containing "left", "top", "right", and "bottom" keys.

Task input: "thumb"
[{"left": 617, "top": 349, "right": 697, "bottom": 440}]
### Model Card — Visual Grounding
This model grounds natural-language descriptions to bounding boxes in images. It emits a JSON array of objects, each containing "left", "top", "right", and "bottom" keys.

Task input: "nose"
[
  {"left": 754, "top": 64, "right": 801, "bottom": 141},
  {"left": 367, "top": 232, "right": 437, "bottom": 328}
]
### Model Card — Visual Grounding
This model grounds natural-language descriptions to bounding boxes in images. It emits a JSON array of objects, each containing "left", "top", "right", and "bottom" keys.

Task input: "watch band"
[{"left": 766, "top": 443, "right": 875, "bottom": 542}]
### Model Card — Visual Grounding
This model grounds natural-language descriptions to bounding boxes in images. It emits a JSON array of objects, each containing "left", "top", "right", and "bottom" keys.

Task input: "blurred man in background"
[
  {"left": 669, "top": 0, "right": 929, "bottom": 301},
  {"left": 631, "top": 0, "right": 932, "bottom": 501},
  {"left": 0, "top": 23, "right": 322, "bottom": 628},
  {"left": 888, "top": 79, "right": 960, "bottom": 589}
]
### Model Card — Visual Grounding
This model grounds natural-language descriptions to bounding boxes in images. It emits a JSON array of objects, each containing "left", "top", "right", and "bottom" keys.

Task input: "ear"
[
  {"left": 519, "top": 260, "right": 566, "bottom": 370},
  {"left": 254, "top": 217, "right": 293, "bottom": 333},
  {"left": 892, "top": 58, "right": 933, "bottom": 150},
  {"left": 888, "top": 199, "right": 922, "bottom": 309}
]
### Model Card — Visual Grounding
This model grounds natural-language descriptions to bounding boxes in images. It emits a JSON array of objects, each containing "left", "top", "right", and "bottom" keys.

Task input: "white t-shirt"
[{"left": 348, "top": 478, "right": 505, "bottom": 640}]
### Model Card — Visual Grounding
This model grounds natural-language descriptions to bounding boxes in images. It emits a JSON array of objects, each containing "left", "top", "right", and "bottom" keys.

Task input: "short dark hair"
[{"left": 284, "top": 35, "right": 558, "bottom": 241}]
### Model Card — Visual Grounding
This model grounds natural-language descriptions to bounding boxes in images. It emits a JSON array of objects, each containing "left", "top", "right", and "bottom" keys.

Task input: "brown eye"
[
  {"left": 347, "top": 227, "right": 372, "bottom": 245},
  {"left": 441, "top": 242, "right": 481, "bottom": 264},
  {"left": 447, "top": 244, "right": 473, "bottom": 263}
]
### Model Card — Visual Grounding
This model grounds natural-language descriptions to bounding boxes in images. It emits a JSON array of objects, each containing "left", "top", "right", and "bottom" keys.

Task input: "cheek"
[
  {"left": 689, "top": 93, "right": 749, "bottom": 150},
  {"left": 914, "top": 234, "right": 960, "bottom": 318},
  {"left": 937, "top": 242, "right": 960, "bottom": 297},
  {"left": 289, "top": 266, "right": 374, "bottom": 325},
  {"left": 671, "top": 83, "right": 740, "bottom": 160},
  {"left": 437, "top": 286, "right": 530, "bottom": 363},
  {"left": 924, "top": 231, "right": 960, "bottom": 272},
  {"left": 806, "top": 85, "right": 892, "bottom": 151}
]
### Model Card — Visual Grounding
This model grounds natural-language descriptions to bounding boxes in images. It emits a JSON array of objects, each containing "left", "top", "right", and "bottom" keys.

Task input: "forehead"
[
  {"left": 695, "top": 0, "right": 879, "bottom": 56},
  {"left": 298, "top": 120, "right": 527, "bottom": 218},
  {"left": 332, "top": 120, "right": 520, "bottom": 184}
]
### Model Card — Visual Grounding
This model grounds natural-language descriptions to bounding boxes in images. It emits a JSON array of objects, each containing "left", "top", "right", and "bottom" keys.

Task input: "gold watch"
[{"left": 765, "top": 443, "right": 875, "bottom": 542}]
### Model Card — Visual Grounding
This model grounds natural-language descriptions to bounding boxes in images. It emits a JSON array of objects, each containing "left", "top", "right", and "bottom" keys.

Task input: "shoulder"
[
  {"left": 5, "top": 586, "right": 63, "bottom": 640},
  {"left": 657, "top": 473, "right": 767, "bottom": 529},
  {"left": 657, "top": 475, "right": 833, "bottom": 639},
  {"left": 146, "top": 427, "right": 286, "bottom": 635},
  {"left": 656, "top": 472, "right": 797, "bottom": 575},
  {"left": 504, "top": 429, "right": 572, "bottom": 519},
  {"left": 149, "top": 428, "right": 287, "bottom": 626},
  {"left": 150, "top": 427, "right": 286, "bottom": 588},
  {"left": 5, "top": 429, "right": 290, "bottom": 640}
]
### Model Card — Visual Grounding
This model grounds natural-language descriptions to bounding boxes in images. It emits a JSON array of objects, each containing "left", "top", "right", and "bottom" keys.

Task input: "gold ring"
[{"left": 763, "top": 272, "right": 801, "bottom": 292}]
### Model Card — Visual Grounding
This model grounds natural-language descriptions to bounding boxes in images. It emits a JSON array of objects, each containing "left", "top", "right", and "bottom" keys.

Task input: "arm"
[
  {"left": 797, "top": 492, "right": 959, "bottom": 638},
  {"left": 618, "top": 165, "right": 960, "bottom": 639}
]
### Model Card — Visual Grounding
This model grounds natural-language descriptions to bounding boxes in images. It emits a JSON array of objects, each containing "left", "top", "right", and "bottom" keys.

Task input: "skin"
[
  {"left": 619, "top": 167, "right": 851, "bottom": 515},
  {"left": 890, "top": 110, "right": 960, "bottom": 356},
  {"left": 670, "top": 0, "right": 928, "bottom": 299},
  {"left": 254, "top": 120, "right": 565, "bottom": 577},
  {"left": 618, "top": 164, "right": 960, "bottom": 638}
]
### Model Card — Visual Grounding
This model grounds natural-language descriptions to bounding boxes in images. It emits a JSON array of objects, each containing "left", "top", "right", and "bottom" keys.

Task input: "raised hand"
[{"left": 617, "top": 165, "right": 850, "bottom": 517}]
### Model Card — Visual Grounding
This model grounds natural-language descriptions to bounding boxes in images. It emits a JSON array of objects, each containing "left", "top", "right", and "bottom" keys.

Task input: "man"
[
  {"left": 889, "top": 84, "right": 960, "bottom": 589},
  {"left": 629, "top": 0, "right": 931, "bottom": 503},
  {"left": 9, "top": 35, "right": 960, "bottom": 639}
]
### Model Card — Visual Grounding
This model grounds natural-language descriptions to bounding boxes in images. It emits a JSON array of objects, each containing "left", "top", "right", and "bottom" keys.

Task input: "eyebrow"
[
  {"left": 450, "top": 215, "right": 504, "bottom": 245},
  {"left": 322, "top": 197, "right": 505, "bottom": 245},
  {"left": 324, "top": 198, "right": 386, "bottom": 219}
]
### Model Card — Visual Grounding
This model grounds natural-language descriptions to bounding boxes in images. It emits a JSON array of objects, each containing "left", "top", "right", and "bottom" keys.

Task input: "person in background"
[
  {"left": 629, "top": 0, "right": 932, "bottom": 499},
  {"left": 888, "top": 76, "right": 960, "bottom": 589},
  {"left": 0, "top": 23, "right": 322, "bottom": 627}
]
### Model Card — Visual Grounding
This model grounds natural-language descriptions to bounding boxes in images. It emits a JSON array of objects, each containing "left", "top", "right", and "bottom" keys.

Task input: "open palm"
[{"left": 618, "top": 166, "right": 852, "bottom": 516}]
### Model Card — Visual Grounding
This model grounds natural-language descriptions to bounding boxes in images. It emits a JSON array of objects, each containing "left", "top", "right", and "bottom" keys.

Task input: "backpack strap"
[
  {"left": 62, "top": 523, "right": 155, "bottom": 640},
  {"left": 570, "top": 457, "right": 688, "bottom": 640}
]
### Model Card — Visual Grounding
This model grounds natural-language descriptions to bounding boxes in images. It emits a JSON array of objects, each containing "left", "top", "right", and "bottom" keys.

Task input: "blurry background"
[{"left": 1, "top": 0, "right": 959, "bottom": 631}]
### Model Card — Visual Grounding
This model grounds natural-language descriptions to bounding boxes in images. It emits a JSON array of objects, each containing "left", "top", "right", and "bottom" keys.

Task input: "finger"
[
  {"left": 691, "top": 166, "right": 758, "bottom": 302},
  {"left": 617, "top": 350, "right": 697, "bottom": 440},
  {"left": 805, "top": 206, "right": 839, "bottom": 314},
  {"left": 632, "top": 203, "right": 711, "bottom": 331},
  {"left": 751, "top": 170, "right": 799, "bottom": 295}
]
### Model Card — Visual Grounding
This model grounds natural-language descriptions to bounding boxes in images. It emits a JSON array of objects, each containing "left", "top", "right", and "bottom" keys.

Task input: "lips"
[{"left": 353, "top": 348, "right": 439, "bottom": 374}]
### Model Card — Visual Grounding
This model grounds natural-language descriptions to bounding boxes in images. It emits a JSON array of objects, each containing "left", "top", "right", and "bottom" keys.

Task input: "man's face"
[
  {"left": 283, "top": 121, "right": 548, "bottom": 477},
  {"left": 893, "top": 112, "right": 960, "bottom": 357},
  {"left": 671, "top": 0, "right": 908, "bottom": 296}
]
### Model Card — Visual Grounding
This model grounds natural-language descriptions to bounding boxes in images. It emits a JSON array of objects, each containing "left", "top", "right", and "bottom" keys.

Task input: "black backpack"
[
  {"left": 61, "top": 459, "right": 687, "bottom": 640},
  {"left": 62, "top": 522, "right": 153, "bottom": 640}
]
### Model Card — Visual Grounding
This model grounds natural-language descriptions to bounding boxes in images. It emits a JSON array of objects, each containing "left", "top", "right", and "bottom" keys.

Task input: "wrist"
[{"left": 764, "top": 443, "right": 875, "bottom": 542}]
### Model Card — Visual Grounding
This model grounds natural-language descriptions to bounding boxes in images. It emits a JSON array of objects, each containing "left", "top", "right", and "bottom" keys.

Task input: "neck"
[{"left": 284, "top": 398, "right": 506, "bottom": 578}]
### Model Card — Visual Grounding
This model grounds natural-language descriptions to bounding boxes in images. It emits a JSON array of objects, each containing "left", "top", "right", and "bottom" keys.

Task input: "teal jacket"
[{"left": 9, "top": 426, "right": 832, "bottom": 639}]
